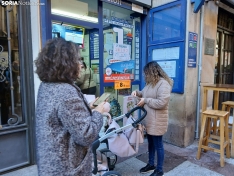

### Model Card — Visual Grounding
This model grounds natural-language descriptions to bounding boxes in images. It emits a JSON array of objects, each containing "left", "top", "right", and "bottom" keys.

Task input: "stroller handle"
[{"left": 125, "top": 106, "right": 147, "bottom": 128}]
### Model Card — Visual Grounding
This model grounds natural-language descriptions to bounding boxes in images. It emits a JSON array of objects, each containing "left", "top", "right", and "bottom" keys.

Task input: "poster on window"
[
  {"left": 157, "top": 61, "right": 176, "bottom": 78},
  {"left": 110, "top": 43, "right": 131, "bottom": 63}
]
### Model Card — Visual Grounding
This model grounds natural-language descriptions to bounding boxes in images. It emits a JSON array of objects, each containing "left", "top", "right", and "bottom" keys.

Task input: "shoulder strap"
[
  {"left": 71, "top": 83, "right": 92, "bottom": 115},
  {"left": 88, "top": 68, "right": 91, "bottom": 88}
]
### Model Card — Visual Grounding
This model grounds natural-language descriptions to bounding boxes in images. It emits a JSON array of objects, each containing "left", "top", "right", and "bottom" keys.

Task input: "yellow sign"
[{"left": 114, "top": 80, "right": 131, "bottom": 89}]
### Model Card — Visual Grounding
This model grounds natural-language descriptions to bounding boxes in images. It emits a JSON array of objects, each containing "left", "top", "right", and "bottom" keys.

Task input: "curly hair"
[
  {"left": 143, "top": 61, "right": 174, "bottom": 87},
  {"left": 35, "top": 38, "right": 81, "bottom": 83}
]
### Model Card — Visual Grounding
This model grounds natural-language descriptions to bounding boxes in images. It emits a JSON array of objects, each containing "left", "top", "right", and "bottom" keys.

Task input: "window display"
[
  {"left": 52, "top": 23, "right": 85, "bottom": 48},
  {"left": 103, "top": 3, "right": 141, "bottom": 83},
  {"left": 102, "top": 2, "right": 142, "bottom": 116}
]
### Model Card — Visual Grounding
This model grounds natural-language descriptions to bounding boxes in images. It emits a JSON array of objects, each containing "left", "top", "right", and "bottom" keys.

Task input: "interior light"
[{"left": 51, "top": 9, "right": 98, "bottom": 23}]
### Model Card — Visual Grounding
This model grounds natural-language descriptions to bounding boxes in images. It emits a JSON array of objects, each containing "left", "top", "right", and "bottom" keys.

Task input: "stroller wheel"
[{"left": 102, "top": 171, "right": 121, "bottom": 176}]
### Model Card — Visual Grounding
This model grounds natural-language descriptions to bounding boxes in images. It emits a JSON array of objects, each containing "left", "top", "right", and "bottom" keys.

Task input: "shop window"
[
  {"left": 149, "top": 1, "right": 186, "bottom": 44},
  {"left": 218, "top": 8, "right": 234, "bottom": 31},
  {"left": 51, "top": 0, "right": 98, "bottom": 23},
  {"left": 102, "top": 2, "right": 142, "bottom": 117},
  {"left": 148, "top": 1, "right": 186, "bottom": 93},
  {"left": 103, "top": 2, "right": 141, "bottom": 83},
  {"left": 0, "top": 6, "right": 22, "bottom": 127}
]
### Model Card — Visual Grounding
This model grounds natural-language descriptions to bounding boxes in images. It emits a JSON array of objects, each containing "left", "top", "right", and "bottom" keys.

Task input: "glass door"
[{"left": 102, "top": 2, "right": 142, "bottom": 119}]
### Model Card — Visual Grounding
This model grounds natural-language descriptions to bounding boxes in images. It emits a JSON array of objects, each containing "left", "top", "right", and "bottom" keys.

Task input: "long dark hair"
[
  {"left": 143, "top": 61, "right": 173, "bottom": 87},
  {"left": 35, "top": 38, "right": 81, "bottom": 83}
]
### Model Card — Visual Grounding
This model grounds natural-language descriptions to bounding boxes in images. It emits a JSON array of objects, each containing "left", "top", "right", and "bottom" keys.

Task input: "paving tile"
[
  {"left": 164, "top": 140, "right": 234, "bottom": 176},
  {"left": 2, "top": 140, "right": 234, "bottom": 176},
  {"left": 136, "top": 150, "right": 187, "bottom": 173},
  {"left": 114, "top": 157, "right": 151, "bottom": 176},
  {"left": 165, "top": 161, "right": 224, "bottom": 176}
]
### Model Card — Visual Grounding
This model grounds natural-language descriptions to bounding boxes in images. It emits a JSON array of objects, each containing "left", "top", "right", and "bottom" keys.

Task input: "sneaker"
[
  {"left": 139, "top": 164, "right": 156, "bottom": 173},
  {"left": 149, "top": 169, "right": 164, "bottom": 176}
]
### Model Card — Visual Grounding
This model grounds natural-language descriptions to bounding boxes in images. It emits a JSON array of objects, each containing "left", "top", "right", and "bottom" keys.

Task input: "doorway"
[
  {"left": 215, "top": 8, "right": 234, "bottom": 108},
  {"left": 0, "top": 5, "right": 35, "bottom": 174}
]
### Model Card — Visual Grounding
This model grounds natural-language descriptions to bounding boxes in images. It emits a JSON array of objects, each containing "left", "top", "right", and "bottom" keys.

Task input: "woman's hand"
[
  {"left": 89, "top": 97, "right": 99, "bottom": 109},
  {"left": 94, "top": 102, "right": 106, "bottom": 114},
  {"left": 137, "top": 98, "right": 145, "bottom": 107},
  {"left": 131, "top": 91, "right": 137, "bottom": 96}
]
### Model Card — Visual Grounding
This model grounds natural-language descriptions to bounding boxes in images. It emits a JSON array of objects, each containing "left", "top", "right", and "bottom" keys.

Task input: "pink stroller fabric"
[{"left": 104, "top": 114, "right": 145, "bottom": 157}]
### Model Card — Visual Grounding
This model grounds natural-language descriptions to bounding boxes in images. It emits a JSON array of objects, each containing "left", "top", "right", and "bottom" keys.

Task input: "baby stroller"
[{"left": 92, "top": 106, "right": 147, "bottom": 176}]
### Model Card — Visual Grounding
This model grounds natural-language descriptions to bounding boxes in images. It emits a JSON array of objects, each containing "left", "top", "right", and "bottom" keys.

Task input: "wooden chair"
[
  {"left": 197, "top": 110, "right": 230, "bottom": 167},
  {"left": 222, "top": 101, "right": 234, "bottom": 129},
  {"left": 222, "top": 101, "right": 234, "bottom": 157}
]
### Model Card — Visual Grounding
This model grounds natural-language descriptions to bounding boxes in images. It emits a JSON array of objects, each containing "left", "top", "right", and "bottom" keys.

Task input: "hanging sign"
[
  {"left": 104, "top": 73, "right": 134, "bottom": 82},
  {"left": 101, "top": 0, "right": 147, "bottom": 14},
  {"left": 114, "top": 80, "right": 131, "bottom": 89},
  {"left": 103, "top": 17, "right": 134, "bottom": 29}
]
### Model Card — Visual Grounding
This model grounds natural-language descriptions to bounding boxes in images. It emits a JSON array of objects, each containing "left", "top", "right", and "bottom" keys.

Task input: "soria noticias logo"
[{"left": 0, "top": 0, "right": 45, "bottom": 6}]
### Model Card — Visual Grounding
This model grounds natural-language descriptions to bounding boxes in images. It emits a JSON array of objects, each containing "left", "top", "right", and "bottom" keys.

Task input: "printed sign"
[
  {"left": 157, "top": 61, "right": 176, "bottom": 78},
  {"left": 103, "top": 17, "right": 134, "bottom": 29},
  {"left": 90, "top": 31, "right": 99, "bottom": 59},
  {"left": 109, "top": 60, "right": 135, "bottom": 73},
  {"left": 114, "top": 80, "right": 131, "bottom": 89},
  {"left": 100, "top": 0, "right": 147, "bottom": 14},
  {"left": 188, "top": 32, "right": 198, "bottom": 67},
  {"left": 111, "top": 43, "right": 131, "bottom": 63},
  {"left": 153, "top": 47, "right": 179, "bottom": 60},
  {"left": 104, "top": 73, "right": 134, "bottom": 82}
]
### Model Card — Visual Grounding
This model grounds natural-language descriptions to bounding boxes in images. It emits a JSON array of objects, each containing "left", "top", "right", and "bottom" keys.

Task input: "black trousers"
[{"left": 81, "top": 86, "right": 96, "bottom": 95}]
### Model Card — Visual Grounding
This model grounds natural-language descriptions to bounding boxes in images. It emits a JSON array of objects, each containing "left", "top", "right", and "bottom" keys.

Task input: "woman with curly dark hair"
[
  {"left": 35, "top": 38, "right": 105, "bottom": 176},
  {"left": 131, "top": 61, "right": 173, "bottom": 176}
]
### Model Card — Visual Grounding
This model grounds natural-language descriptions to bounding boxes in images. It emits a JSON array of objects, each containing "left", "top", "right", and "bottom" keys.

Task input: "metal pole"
[
  {"left": 6, "top": 5, "right": 20, "bottom": 125},
  {"left": 195, "top": 6, "right": 205, "bottom": 139}
]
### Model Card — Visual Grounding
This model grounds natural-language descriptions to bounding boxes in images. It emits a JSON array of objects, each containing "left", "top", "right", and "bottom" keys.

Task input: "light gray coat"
[
  {"left": 136, "top": 78, "right": 172, "bottom": 136},
  {"left": 76, "top": 68, "right": 96, "bottom": 90},
  {"left": 36, "top": 83, "right": 103, "bottom": 176}
]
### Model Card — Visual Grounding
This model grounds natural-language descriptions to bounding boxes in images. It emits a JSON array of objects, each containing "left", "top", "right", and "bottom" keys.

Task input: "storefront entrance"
[{"left": 45, "top": 0, "right": 148, "bottom": 118}]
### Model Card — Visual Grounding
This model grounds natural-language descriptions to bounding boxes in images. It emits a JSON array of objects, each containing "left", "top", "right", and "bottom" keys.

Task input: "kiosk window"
[{"left": 103, "top": 2, "right": 141, "bottom": 83}]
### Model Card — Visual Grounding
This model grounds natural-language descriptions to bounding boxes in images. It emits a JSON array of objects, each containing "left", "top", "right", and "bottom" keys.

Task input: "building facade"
[{"left": 150, "top": 0, "right": 234, "bottom": 147}]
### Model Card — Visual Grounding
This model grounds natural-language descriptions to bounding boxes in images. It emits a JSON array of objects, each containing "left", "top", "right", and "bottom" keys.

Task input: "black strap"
[
  {"left": 71, "top": 83, "right": 92, "bottom": 115},
  {"left": 88, "top": 68, "right": 91, "bottom": 88}
]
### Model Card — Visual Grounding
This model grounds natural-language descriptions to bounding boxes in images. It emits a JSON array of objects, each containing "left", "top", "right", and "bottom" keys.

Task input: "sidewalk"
[{"left": 2, "top": 140, "right": 234, "bottom": 176}]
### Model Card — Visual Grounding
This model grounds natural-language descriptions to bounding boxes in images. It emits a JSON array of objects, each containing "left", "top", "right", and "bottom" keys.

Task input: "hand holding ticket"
[{"left": 93, "top": 93, "right": 110, "bottom": 106}]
